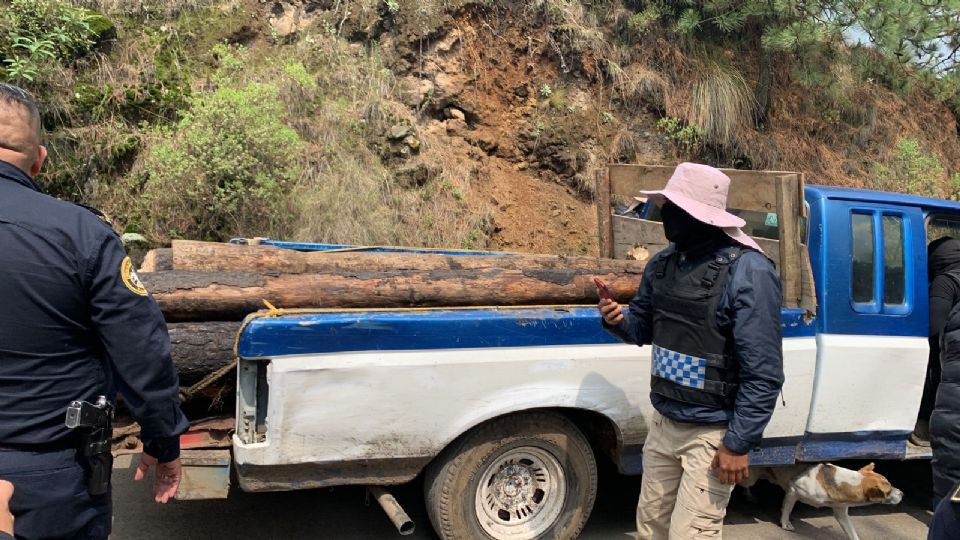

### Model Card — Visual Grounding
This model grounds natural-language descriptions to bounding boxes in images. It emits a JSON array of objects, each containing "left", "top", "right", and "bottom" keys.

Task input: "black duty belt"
[{"left": 0, "top": 436, "right": 80, "bottom": 453}]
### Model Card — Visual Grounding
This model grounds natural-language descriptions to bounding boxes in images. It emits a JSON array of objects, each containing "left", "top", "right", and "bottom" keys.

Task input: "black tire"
[{"left": 424, "top": 412, "right": 598, "bottom": 540}]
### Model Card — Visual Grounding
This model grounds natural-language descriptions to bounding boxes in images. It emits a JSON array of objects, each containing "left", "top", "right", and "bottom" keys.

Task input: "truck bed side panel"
[{"left": 233, "top": 308, "right": 816, "bottom": 491}]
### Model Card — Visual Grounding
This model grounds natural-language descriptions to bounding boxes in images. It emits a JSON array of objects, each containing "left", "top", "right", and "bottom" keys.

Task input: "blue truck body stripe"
[
  {"left": 797, "top": 431, "right": 911, "bottom": 461},
  {"left": 619, "top": 434, "right": 918, "bottom": 473},
  {"left": 781, "top": 308, "right": 815, "bottom": 337},
  {"left": 238, "top": 307, "right": 621, "bottom": 358},
  {"left": 238, "top": 306, "right": 816, "bottom": 358},
  {"left": 750, "top": 440, "right": 801, "bottom": 467}
]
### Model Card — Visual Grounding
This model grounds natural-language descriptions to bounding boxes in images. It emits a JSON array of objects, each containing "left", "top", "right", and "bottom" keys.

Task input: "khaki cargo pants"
[{"left": 636, "top": 411, "right": 734, "bottom": 540}]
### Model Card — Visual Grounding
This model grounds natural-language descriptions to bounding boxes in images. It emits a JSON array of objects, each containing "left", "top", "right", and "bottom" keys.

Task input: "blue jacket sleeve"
[
  {"left": 85, "top": 230, "right": 188, "bottom": 463},
  {"left": 603, "top": 258, "right": 658, "bottom": 346},
  {"left": 721, "top": 253, "right": 785, "bottom": 455}
]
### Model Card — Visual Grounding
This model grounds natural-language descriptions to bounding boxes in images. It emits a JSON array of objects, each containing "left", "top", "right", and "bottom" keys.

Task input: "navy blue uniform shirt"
[
  {"left": 0, "top": 160, "right": 187, "bottom": 462},
  {"left": 605, "top": 241, "right": 785, "bottom": 455}
]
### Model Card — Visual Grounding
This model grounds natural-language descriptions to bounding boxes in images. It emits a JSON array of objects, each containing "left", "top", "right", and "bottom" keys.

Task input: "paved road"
[{"left": 112, "top": 456, "right": 932, "bottom": 539}]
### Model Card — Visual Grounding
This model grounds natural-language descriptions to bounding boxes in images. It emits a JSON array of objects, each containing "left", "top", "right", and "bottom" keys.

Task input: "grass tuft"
[{"left": 684, "top": 60, "right": 754, "bottom": 150}]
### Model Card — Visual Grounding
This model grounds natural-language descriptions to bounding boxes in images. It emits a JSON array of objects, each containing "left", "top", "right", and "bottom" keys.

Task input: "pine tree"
[
  {"left": 853, "top": 0, "right": 960, "bottom": 74},
  {"left": 637, "top": 0, "right": 960, "bottom": 125}
]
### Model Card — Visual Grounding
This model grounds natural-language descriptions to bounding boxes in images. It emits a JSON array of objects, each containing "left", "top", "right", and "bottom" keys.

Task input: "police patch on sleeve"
[{"left": 120, "top": 256, "right": 148, "bottom": 296}]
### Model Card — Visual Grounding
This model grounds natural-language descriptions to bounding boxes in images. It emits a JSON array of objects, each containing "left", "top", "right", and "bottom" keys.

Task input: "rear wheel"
[{"left": 424, "top": 412, "right": 598, "bottom": 540}]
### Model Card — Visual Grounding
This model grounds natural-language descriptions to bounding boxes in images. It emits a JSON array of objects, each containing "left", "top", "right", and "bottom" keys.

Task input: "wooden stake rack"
[{"left": 595, "top": 164, "right": 815, "bottom": 311}]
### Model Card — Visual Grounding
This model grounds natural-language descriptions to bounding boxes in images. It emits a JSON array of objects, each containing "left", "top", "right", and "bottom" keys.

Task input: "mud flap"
[{"left": 177, "top": 449, "right": 231, "bottom": 500}]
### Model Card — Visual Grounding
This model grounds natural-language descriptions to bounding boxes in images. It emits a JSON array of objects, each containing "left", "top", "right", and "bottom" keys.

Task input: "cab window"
[
  {"left": 851, "top": 211, "right": 909, "bottom": 313},
  {"left": 851, "top": 213, "right": 875, "bottom": 304},
  {"left": 883, "top": 215, "right": 905, "bottom": 305}
]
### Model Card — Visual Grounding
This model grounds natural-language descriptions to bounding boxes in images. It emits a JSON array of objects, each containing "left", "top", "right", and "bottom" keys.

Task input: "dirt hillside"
[
  {"left": 265, "top": 0, "right": 960, "bottom": 254},
  {"left": 23, "top": 0, "right": 960, "bottom": 255}
]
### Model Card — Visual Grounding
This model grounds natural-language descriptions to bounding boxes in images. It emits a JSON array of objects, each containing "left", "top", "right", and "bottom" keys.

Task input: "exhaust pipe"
[{"left": 369, "top": 486, "right": 415, "bottom": 536}]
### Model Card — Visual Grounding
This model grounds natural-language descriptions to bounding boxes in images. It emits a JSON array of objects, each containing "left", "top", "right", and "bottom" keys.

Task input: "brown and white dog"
[{"left": 741, "top": 463, "right": 903, "bottom": 540}]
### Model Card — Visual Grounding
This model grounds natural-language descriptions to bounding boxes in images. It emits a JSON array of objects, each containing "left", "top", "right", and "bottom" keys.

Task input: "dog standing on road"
[{"left": 741, "top": 462, "right": 903, "bottom": 540}]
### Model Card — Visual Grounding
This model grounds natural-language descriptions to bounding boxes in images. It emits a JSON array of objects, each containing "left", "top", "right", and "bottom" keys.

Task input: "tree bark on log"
[
  {"left": 142, "top": 268, "right": 642, "bottom": 322},
  {"left": 168, "top": 322, "right": 242, "bottom": 385},
  {"left": 170, "top": 240, "right": 645, "bottom": 274}
]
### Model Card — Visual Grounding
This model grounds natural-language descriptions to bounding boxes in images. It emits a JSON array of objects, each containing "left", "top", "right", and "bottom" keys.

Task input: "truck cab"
[{"left": 802, "top": 185, "right": 959, "bottom": 460}]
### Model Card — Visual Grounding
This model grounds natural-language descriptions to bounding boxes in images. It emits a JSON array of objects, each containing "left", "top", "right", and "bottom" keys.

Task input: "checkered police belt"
[{"left": 651, "top": 344, "right": 707, "bottom": 390}]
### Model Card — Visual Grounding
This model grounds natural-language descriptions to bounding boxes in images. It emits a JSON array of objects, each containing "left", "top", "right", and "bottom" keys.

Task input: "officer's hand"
[
  {"left": 598, "top": 298, "right": 624, "bottom": 325},
  {"left": 0, "top": 479, "right": 13, "bottom": 535},
  {"left": 710, "top": 444, "right": 750, "bottom": 485},
  {"left": 134, "top": 453, "right": 181, "bottom": 504}
]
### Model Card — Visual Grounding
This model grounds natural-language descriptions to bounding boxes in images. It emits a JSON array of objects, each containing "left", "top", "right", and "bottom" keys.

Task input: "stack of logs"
[{"left": 144, "top": 240, "right": 645, "bottom": 404}]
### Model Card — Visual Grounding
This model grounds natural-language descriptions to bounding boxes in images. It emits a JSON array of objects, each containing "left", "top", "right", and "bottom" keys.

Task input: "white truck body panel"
[
  {"left": 807, "top": 334, "right": 928, "bottom": 434},
  {"left": 234, "top": 338, "right": 817, "bottom": 469}
]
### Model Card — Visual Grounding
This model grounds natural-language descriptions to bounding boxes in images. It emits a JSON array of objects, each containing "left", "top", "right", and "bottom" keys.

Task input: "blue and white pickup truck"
[{"left": 222, "top": 165, "right": 952, "bottom": 540}]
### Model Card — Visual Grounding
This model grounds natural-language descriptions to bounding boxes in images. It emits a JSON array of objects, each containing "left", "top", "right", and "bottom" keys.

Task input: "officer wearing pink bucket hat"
[{"left": 599, "top": 163, "right": 784, "bottom": 539}]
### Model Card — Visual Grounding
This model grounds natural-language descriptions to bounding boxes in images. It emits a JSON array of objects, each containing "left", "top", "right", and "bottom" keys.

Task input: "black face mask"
[{"left": 661, "top": 201, "right": 722, "bottom": 251}]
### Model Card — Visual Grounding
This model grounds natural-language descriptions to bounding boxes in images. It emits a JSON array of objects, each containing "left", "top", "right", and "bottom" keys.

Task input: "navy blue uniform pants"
[
  {"left": 0, "top": 448, "right": 110, "bottom": 540},
  {"left": 930, "top": 499, "right": 960, "bottom": 540}
]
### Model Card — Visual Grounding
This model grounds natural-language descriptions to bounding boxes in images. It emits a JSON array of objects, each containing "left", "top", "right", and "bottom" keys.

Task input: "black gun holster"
[
  {"left": 65, "top": 397, "right": 114, "bottom": 496},
  {"left": 80, "top": 427, "right": 113, "bottom": 496}
]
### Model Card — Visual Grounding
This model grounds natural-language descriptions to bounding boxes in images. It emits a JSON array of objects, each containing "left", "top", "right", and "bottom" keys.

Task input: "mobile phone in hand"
[{"left": 594, "top": 277, "right": 613, "bottom": 301}]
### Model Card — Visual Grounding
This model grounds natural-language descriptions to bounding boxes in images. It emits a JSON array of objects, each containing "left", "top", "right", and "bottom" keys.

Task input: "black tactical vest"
[{"left": 649, "top": 245, "right": 742, "bottom": 409}]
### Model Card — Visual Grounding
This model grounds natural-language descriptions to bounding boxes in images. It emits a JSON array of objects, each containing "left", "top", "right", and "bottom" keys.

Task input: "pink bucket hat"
[{"left": 639, "top": 163, "right": 762, "bottom": 252}]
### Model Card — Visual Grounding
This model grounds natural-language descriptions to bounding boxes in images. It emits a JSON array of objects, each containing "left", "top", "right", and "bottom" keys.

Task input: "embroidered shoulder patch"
[
  {"left": 76, "top": 203, "right": 115, "bottom": 229},
  {"left": 120, "top": 256, "right": 148, "bottom": 296}
]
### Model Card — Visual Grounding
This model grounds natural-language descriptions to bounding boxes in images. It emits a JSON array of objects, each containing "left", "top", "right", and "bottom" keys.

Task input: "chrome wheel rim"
[{"left": 474, "top": 446, "right": 566, "bottom": 538}]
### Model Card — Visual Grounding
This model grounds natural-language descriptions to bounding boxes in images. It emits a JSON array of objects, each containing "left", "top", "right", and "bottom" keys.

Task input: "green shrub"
[
  {"left": 95, "top": 31, "right": 491, "bottom": 251},
  {"left": 871, "top": 138, "right": 947, "bottom": 196},
  {"left": 949, "top": 172, "right": 960, "bottom": 201},
  {"left": 131, "top": 80, "right": 304, "bottom": 242},
  {"left": 0, "top": 0, "right": 100, "bottom": 83},
  {"left": 627, "top": 6, "right": 663, "bottom": 37},
  {"left": 657, "top": 116, "right": 703, "bottom": 155}
]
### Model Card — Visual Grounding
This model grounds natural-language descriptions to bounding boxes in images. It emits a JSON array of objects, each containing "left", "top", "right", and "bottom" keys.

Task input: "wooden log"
[
  {"left": 168, "top": 321, "right": 242, "bottom": 385},
  {"left": 169, "top": 240, "right": 646, "bottom": 274},
  {"left": 142, "top": 267, "right": 644, "bottom": 322},
  {"left": 140, "top": 248, "right": 173, "bottom": 272}
]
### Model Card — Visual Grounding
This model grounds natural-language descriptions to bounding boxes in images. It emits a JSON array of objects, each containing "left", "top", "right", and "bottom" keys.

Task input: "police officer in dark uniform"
[{"left": 0, "top": 84, "right": 189, "bottom": 539}]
